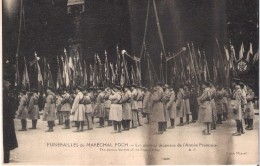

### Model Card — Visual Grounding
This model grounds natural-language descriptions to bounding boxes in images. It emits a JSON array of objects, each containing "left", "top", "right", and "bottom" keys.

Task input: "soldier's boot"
[
  {"left": 113, "top": 121, "right": 117, "bottom": 132},
  {"left": 232, "top": 120, "right": 241, "bottom": 136},
  {"left": 137, "top": 113, "right": 142, "bottom": 126},
  {"left": 222, "top": 112, "right": 227, "bottom": 121},
  {"left": 185, "top": 114, "right": 190, "bottom": 124},
  {"left": 80, "top": 121, "right": 84, "bottom": 132},
  {"left": 118, "top": 121, "right": 122, "bottom": 133},
  {"left": 168, "top": 118, "right": 175, "bottom": 129},
  {"left": 108, "top": 120, "right": 112, "bottom": 126},
  {"left": 240, "top": 120, "right": 245, "bottom": 134},
  {"left": 204, "top": 123, "right": 211, "bottom": 135},
  {"left": 18, "top": 120, "right": 27, "bottom": 131},
  {"left": 177, "top": 117, "right": 184, "bottom": 126},
  {"left": 92, "top": 117, "right": 94, "bottom": 123},
  {"left": 248, "top": 119, "right": 253, "bottom": 130},
  {"left": 33, "top": 120, "right": 37, "bottom": 129},
  {"left": 163, "top": 122, "right": 167, "bottom": 131},
  {"left": 46, "top": 121, "right": 53, "bottom": 132},
  {"left": 217, "top": 115, "right": 222, "bottom": 124},
  {"left": 244, "top": 118, "right": 248, "bottom": 125},
  {"left": 122, "top": 120, "right": 126, "bottom": 130},
  {"left": 157, "top": 122, "right": 163, "bottom": 134},
  {"left": 127, "top": 120, "right": 131, "bottom": 130}
]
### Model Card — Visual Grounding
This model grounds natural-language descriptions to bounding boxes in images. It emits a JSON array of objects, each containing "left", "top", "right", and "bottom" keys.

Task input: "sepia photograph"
[{"left": 2, "top": 0, "right": 259, "bottom": 165}]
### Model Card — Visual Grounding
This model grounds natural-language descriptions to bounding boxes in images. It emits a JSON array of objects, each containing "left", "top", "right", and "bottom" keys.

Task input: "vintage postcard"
[{"left": 2, "top": 0, "right": 259, "bottom": 165}]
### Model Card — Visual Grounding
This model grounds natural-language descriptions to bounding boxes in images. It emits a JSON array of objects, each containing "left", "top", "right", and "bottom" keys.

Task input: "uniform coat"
[
  {"left": 17, "top": 95, "right": 28, "bottom": 120},
  {"left": 137, "top": 89, "right": 144, "bottom": 109},
  {"left": 150, "top": 87, "right": 165, "bottom": 122},
  {"left": 183, "top": 89, "right": 191, "bottom": 115},
  {"left": 122, "top": 90, "right": 132, "bottom": 120},
  {"left": 109, "top": 92, "right": 123, "bottom": 121},
  {"left": 197, "top": 87, "right": 213, "bottom": 123},
  {"left": 84, "top": 94, "right": 94, "bottom": 114},
  {"left": 167, "top": 91, "right": 176, "bottom": 119},
  {"left": 162, "top": 91, "right": 171, "bottom": 121},
  {"left": 94, "top": 92, "right": 106, "bottom": 118},
  {"left": 131, "top": 89, "right": 138, "bottom": 110},
  {"left": 61, "top": 93, "right": 72, "bottom": 112},
  {"left": 230, "top": 87, "right": 245, "bottom": 120},
  {"left": 71, "top": 92, "right": 85, "bottom": 121},
  {"left": 245, "top": 90, "right": 255, "bottom": 119},
  {"left": 176, "top": 88, "right": 185, "bottom": 117},
  {"left": 215, "top": 89, "right": 224, "bottom": 115},
  {"left": 3, "top": 89, "right": 18, "bottom": 151},
  {"left": 28, "top": 93, "right": 40, "bottom": 120},
  {"left": 42, "top": 92, "right": 56, "bottom": 121},
  {"left": 143, "top": 91, "right": 152, "bottom": 114}
]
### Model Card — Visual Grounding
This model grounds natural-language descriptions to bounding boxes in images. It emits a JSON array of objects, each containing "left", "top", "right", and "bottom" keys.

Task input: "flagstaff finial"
[{"left": 121, "top": 50, "right": 126, "bottom": 55}]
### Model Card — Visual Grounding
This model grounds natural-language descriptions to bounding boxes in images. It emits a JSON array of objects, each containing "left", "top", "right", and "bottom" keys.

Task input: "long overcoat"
[
  {"left": 143, "top": 91, "right": 152, "bottom": 114},
  {"left": 28, "top": 93, "right": 40, "bottom": 120},
  {"left": 176, "top": 89, "right": 185, "bottom": 117},
  {"left": 197, "top": 87, "right": 213, "bottom": 123},
  {"left": 109, "top": 92, "right": 123, "bottom": 121},
  {"left": 71, "top": 92, "right": 85, "bottom": 121},
  {"left": 245, "top": 90, "right": 255, "bottom": 119},
  {"left": 122, "top": 90, "right": 132, "bottom": 120},
  {"left": 150, "top": 87, "right": 165, "bottom": 122},
  {"left": 17, "top": 95, "right": 28, "bottom": 120},
  {"left": 42, "top": 92, "right": 56, "bottom": 121},
  {"left": 167, "top": 91, "right": 176, "bottom": 119}
]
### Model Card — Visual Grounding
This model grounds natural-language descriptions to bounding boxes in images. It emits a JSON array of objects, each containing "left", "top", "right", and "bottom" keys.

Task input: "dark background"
[{"left": 3, "top": 0, "right": 259, "bottom": 91}]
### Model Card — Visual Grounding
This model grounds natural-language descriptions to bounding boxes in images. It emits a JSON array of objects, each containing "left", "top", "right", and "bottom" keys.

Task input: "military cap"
[
  {"left": 31, "top": 88, "right": 38, "bottom": 93},
  {"left": 75, "top": 85, "right": 83, "bottom": 91}
]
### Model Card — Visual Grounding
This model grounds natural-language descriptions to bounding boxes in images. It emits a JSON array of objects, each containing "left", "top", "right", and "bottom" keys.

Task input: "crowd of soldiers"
[{"left": 16, "top": 78, "right": 256, "bottom": 136}]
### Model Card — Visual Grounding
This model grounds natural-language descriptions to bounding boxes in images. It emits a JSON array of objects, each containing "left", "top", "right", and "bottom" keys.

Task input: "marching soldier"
[
  {"left": 137, "top": 86, "right": 144, "bottom": 126},
  {"left": 167, "top": 86, "right": 176, "bottom": 129},
  {"left": 245, "top": 84, "right": 255, "bottom": 130},
  {"left": 197, "top": 81, "right": 212, "bottom": 135},
  {"left": 150, "top": 82, "right": 165, "bottom": 134},
  {"left": 17, "top": 90, "right": 29, "bottom": 131},
  {"left": 94, "top": 87, "right": 106, "bottom": 128},
  {"left": 56, "top": 91, "right": 63, "bottom": 125},
  {"left": 71, "top": 86, "right": 85, "bottom": 132},
  {"left": 230, "top": 79, "right": 246, "bottom": 136},
  {"left": 131, "top": 84, "right": 138, "bottom": 128},
  {"left": 104, "top": 87, "right": 112, "bottom": 126},
  {"left": 61, "top": 88, "right": 73, "bottom": 129},
  {"left": 162, "top": 85, "right": 170, "bottom": 131},
  {"left": 215, "top": 85, "right": 224, "bottom": 124},
  {"left": 142, "top": 87, "right": 152, "bottom": 124},
  {"left": 83, "top": 88, "right": 94, "bottom": 130},
  {"left": 109, "top": 85, "right": 123, "bottom": 133},
  {"left": 121, "top": 85, "right": 132, "bottom": 131},
  {"left": 28, "top": 89, "right": 40, "bottom": 129},
  {"left": 222, "top": 87, "right": 229, "bottom": 121},
  {"left": 209, "top": 81, "right": 217, "bottom": 130},
  {"left": 183, "top": 84, "right": 191, "bottom": 124},
  {"left": 43, "top": 87, "right": 56, "bottom": 132},
  {"left": 190, "top": 85, "right": 198, "bottom": 123},
  {"left": 176, "top": 84, "right": 185, "bottom": 126}
]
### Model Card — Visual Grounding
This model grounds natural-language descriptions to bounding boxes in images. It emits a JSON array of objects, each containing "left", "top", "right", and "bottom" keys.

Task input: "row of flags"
[{"left": 14, "top": 41, "right": 258, "bottom": 92}]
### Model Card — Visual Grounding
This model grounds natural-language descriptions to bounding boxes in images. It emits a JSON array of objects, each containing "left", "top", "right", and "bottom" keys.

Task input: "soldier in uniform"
[
  {"left": 215, "top": 85, "right": 224, "bottom": 124},
  {"left": 183, "top": 84, "right": 191, "bottom": 124},
  {"left": 109, "top": 85, "right": 123, "bottom": 133},
  {"left": 83, "top": 87, "right": 94, "bottom": 130},
  {"left": 131, "top": 84, "right": 138, "bottom": 128},
  {"left": 28, "top": 89, "right": 40, "bottom": 129},
  {"left": 245, "top": 84, "right": 255, "bottom": 130},
  {"left": 176, "top": 84, "right": 185, "bottom": 126},
  {"left": 94, "top": 87, "right": 106, "bottom": 128},
  {"left": 61, "top": 88, "right": 73, "bottom": 129},
  {"left": 167, "top": 86, "right": 176, "bottom": 129},
  {"left": 230, "top": 79, "right": 246, "bottom": 136},
  {"left": 150, "top": 82, "right": 165, "bottom": 134},
  {"left": 197, "top": 81, "right": 212, "bottom": 135},
  {"left": 71, "top": 86, "right": 86, "bottom": 132},
  {"left": 222, "top": 87, "right": 229, "bottom": 121},
  {"left": 121, "top": 85, "right": 132, "bottom": 131},
  {"left": 43, "top": 87, "right": 56, "bottom": 132},
  {"left": 142, "top": 87, "right": 152, "bottom": 124},
  {"left": 162, "top": 85, "right": 170, "bottom": 131},
  {"left": 209, "top": 81, "right": 217, "bottom": 130},
  {"left": 104, "top": 87, "right": 112, "bottom": 126},
  {"left": 17, "top": 90, "right": 29, "bottom": 131},
  {"left": 56, "top": 91, "right": 63, "bottom": 125},
  {"left": 190, "top": 85, "right": 198, "bottom": 123},
  {"left": 137, "top": 86, "right": 144, "bottom": 126}
]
